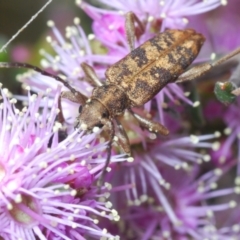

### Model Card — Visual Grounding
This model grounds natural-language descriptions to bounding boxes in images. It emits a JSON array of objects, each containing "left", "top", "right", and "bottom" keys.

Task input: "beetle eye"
[
  {"left": 78, "top": 105, "right": 82, "bottom": 113},
  {"left": 102, "top": 112, "right": 109, "bottom": 118},
  {"left": 95, "top": 123, "right": 104, "bottom": 128}
]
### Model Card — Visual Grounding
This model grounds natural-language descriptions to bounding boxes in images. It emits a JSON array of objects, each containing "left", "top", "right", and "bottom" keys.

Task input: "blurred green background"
[{"left": 0, "top": 0, "right": 92, "bottom": 93}]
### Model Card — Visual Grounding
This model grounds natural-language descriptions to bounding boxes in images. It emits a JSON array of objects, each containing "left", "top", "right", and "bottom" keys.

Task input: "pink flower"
[
  {"left": 203, "top": 100, "right": 226, "bottom": 122},
  {"left": 92, "top": 14, "right": 125, "bottom": 44},
  {"left": 218, "top": 97, "right": 240, "bottom": 176},
  {"left": 2, "top": 1, "right": 240, "bottom": 239},
  {"left": 79, "top": 0, "right": 224, "bottom": 30},
  {"left": 112, "top": 155, "right": 238, "bottom": 239},
  {"left": 0, "top": 86, "right": 123, "bottom": 239},
  {"left": 109, "top": 133, "right": 221, "bottom": 222},
  {"left": 188, "top": 0, "right": 240, "bottom": 53}
]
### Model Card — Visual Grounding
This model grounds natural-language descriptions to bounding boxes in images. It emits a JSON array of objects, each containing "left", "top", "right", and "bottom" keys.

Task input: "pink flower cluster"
[
  {"left": 0, "top": 87, "right": 125, "bottom": 239},
  {"left": 2, "top": 0, "right": 240, "bottom": 239}
]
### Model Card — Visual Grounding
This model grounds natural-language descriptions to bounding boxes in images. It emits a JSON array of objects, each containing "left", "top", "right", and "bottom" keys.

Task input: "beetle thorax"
[{"left": 92, "top": 84, "right": 130, "bottom": 117}]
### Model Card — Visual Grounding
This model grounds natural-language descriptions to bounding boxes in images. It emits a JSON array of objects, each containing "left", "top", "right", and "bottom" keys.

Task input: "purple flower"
[
  {"left": 210, "top": 139, "right": 234, "bottom": 167},
  {"left": 0, "top": 86, "right": 124, "bottom": 239},
  {"left": 188, "top": 0, "right": 240, "bottom": 53},
  {"left": 3, "top": 1, "right": 240, "bottom": 239},
  {"left": 218, "top": 96, "right": 240, "bottom": 176},
  {"left": 111, "top": 148, "right": 238, "bottom": 239},
  {"left": 79, "top": 0, "right": 227, "bottom": 65},
  {"left": 92, "top": 14, "right": 125, "bottom": 44},
  {"left": 79, "top": 0, "right": 225, "bottom": 30},
  {"left": 110, "top": 133, "right": 220, "bottom": 212},
  {"left": 203, "top": 99, "right": 226, "bottom": 122}
]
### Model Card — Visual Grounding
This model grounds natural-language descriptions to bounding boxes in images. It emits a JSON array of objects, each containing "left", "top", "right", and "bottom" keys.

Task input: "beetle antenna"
[
  {"left": 211, "top": 47, "right": 240, "bottom": 67},
  {"left": 0, "top": 62, "right": 80, "bottom": 95},
  {"left": 57, "top": 93, "right": 66, "bottom": 126}
]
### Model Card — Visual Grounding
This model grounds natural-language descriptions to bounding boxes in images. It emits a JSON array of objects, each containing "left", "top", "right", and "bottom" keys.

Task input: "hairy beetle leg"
[
  {"left": 97, "top": 120, "right": 115, "bottom": 192},
  {"left": 177, "top": 46, "right": 240, "bottom": 83},
  {"left": 57, "top": 90, "right": 87, "bottom": 124},
  {"left": 129, "top": 109, "right": 169, "bottom": 135},
  {"left": 57, "top": 90, "right": 89, "bottom": 135},
  {"left": 81, "top": 62, "right": 102, "bottom": 87},
  {"left": 57, "top": 93, "right": 65, "bottom": 125},
  {"left": 125, "top": 11, "right": 145, "bottom": 51},
  {"left": 115, "top": 118, "right": 132, "bottom": 155},
  {"left": 61, "top": 90, "right": 86, "bottom": 103}
]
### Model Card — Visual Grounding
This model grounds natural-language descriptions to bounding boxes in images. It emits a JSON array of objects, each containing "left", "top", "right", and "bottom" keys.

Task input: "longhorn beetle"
[{"left": 1, "top": 12, "right": 240, "bottom": 185}]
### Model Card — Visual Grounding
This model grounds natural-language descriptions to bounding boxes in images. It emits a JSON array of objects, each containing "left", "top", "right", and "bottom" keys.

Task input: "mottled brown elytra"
[{"left": 1, "top": 12, "right": 240, "bottom": 185}]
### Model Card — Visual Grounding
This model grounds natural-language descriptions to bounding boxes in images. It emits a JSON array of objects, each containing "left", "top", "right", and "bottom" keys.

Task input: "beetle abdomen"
[{"left": 105, "top": 29, "right": 205, "bottom": 106}]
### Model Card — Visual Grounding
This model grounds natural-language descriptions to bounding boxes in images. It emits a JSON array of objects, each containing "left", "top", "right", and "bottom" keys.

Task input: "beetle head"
[{"left": 75, "top": 99, "right": 110, "bottom": 132}]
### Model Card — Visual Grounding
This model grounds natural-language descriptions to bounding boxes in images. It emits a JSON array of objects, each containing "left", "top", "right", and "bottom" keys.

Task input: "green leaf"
[{"left": 214, "top": 81, "right": 236, "bottom": 105}]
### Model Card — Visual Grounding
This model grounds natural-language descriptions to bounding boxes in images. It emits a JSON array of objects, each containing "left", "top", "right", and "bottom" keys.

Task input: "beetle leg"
[
  {"left": 61, "top": 90, "right": 87, "bottom": 103},
  {"left": 55, "top": 93, "right": 70, "bottom": 143},
  {"left": 57, "top": 93, "right": 65, "bottom": 125},
  {"left": 177, "top": 47, "right": 240, "bottom": 83},
  {"left": 125, "top": 12, "right": 145, "bottom": 51},
  {"left": 176, "top": 63, "right": 211, "bottom": 83},
  {"left": 99, "top": 118, "right": 132, "bottom": 187},
  {"left": 81, "top": 62, "right": 102, "bottom": 87},
  {"left": 129, "top": 109, "right": 169, "bottom": 135},
  {"left": 98, "top": 120, "right": 115, "bottom": 190},
  {"left": 115, "top": 118, "right": 132, "bottom": 155},
  {"left": 57, "top": 90, "right": 87, "bottom": 124}
]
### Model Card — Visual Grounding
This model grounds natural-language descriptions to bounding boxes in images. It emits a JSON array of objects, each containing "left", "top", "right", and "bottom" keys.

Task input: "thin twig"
[{"left": 0, "top": 0, "right": 53, "bottom": 53}]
